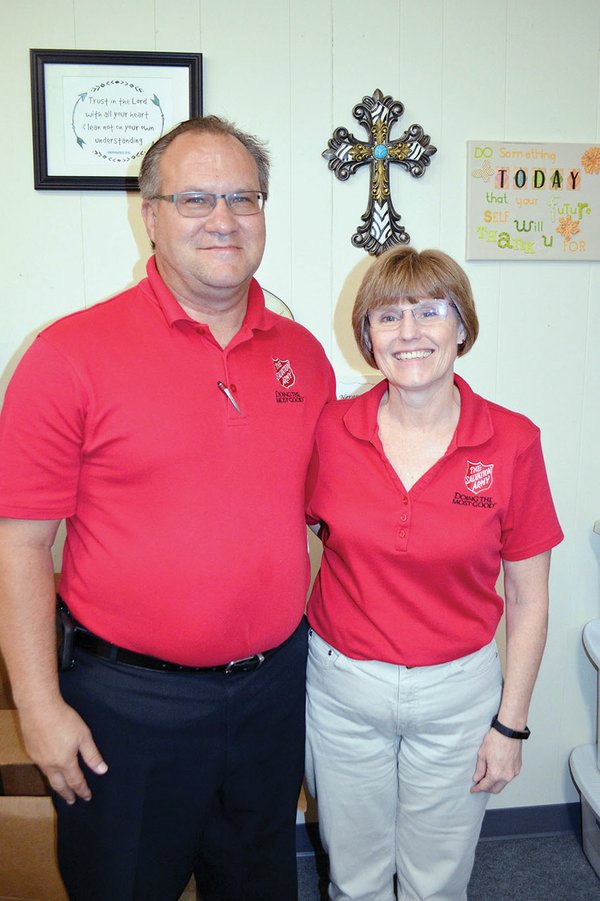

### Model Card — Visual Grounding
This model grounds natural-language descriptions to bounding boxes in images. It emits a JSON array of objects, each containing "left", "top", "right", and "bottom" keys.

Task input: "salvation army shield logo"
[
  {"left": 273, "top": 357, "right": 296, "bottom": 388},
  {"left": 464, "top": 460, "right": 494, "bottom": 495}
]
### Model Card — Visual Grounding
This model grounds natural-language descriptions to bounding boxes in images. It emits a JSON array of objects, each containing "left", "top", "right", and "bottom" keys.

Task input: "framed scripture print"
[{"left": 30, "top": 49, "right": 203, "bottom": 191}]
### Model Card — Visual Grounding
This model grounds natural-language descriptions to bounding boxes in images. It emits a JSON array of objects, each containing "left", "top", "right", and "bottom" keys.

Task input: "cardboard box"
[
  {"left": 0, "top": 797, "right": 68, "bottom": 901},
  {"left": 0, "top": 710, "right": 47, "bottom": 796},
  {"left": 0, "top": 709, "right": 67, "bottom": 901},
  {"left": 0, "top": 652, "right": 14, "bottom": 709}
]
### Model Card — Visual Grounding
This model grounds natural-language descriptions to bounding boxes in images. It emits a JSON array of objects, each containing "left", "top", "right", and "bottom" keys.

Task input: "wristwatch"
[{"left": 490, "top": 714, "right": 530, "bottom": 740}]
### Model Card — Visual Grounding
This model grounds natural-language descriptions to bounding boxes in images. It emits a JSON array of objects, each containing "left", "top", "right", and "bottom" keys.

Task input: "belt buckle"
[{"left": 225, "top": 652, "right": 265, "bottom": 674}]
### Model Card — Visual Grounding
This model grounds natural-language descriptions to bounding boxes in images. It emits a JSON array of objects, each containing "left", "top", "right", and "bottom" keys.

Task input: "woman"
[{"left": 305, "top": 247, "right": 563, "bottom": 901}]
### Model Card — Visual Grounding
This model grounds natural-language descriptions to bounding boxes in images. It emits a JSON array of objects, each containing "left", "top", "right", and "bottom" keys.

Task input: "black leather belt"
[{"left": 74, "top": 630, "right": 279, "bottom": 674}]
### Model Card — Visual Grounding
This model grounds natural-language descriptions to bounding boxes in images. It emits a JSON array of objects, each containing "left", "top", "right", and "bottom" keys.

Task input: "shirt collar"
[
  {"left": 342, "top": 380, "right": 387, "bottom": 443},
  {"left": 453, "top": 373, "right": 494, "bottom": 448},
  {"left": 142, "top": 256, "right": 277, "bottom": 335},
  {"left": 343, "top": 373, "right": 493, "bottom": 450}
]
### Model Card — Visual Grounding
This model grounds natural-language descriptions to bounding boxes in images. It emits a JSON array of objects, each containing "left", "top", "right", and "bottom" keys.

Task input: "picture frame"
[{"left": 30, "top": 49, "right": 203, "bottom": 191}]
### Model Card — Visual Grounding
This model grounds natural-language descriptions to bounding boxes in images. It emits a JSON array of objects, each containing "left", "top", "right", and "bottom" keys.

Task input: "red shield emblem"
[
  {"left": 464, "top": 460, "right": 494, "bottom": 495},
  {"left": 273, "top": 357, "right": 296, "bottom": 388}
]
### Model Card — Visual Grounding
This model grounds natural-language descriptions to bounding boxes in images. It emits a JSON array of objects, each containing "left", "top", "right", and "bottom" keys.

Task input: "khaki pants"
[{"left": 306, "top": 630, "right": 502, "bottom": 901}]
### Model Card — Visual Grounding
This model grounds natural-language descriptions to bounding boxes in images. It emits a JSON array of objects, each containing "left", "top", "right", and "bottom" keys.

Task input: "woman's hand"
[{"left": 470, "top": 727, "right": 522, "bottom": 794}]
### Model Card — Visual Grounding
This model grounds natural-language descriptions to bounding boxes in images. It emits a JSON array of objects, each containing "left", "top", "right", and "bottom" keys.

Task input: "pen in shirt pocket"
[{"left": 217, "top": 380, "right": 241, "bottom": 414}]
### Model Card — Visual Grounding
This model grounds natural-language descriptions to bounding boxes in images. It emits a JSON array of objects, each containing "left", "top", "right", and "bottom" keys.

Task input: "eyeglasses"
[
  {"left": 150, "top": 191, "right": 267, "bottom": 218},
  {"left": 368, "top": 299, "right": 458, "bottom": 331}
]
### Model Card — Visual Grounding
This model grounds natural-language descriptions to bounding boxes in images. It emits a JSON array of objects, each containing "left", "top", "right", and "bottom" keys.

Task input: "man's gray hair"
[{"left": 138, "top": 115, "right": 270, "bottom": 198}]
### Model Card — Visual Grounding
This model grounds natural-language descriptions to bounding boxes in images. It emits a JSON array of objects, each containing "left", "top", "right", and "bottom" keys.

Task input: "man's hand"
[
  {"left": 470, "top": 727, "right": 522, "bottom": 795},
  {"left": 0, "top": 518, "right": 107, "bottom": 803},
  {"left": 18, "top": 699, "right": 108, "bottom": 804}
]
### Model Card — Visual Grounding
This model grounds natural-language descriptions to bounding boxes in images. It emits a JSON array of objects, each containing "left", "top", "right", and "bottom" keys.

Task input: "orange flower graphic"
[
  {"left": 556, "top": 215, "right": 581, "bottom": 241},
  {"left": 581, "top": 146, "right": 600, "bottom": 175}
]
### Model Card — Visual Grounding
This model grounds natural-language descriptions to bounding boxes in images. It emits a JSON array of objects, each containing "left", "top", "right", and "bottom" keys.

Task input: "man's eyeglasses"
[
  {"left": 368, "top": 299, "right": 458, "bottom": 331},
  {"left": 150, "top": 191, "right": 267, "bottom": 218}
]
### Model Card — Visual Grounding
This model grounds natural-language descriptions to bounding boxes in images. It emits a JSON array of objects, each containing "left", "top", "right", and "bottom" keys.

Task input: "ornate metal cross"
[{"left": 322, "top": 89, "right": 437, "bottom": 255}]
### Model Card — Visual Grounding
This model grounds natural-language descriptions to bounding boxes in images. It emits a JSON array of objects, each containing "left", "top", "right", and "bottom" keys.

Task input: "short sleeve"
[
  {"left": 0, "top": 336, "right": 86, "bottom": 519},
  {"left": 501, "top": 431, "right": 563, "bottom": 561}
]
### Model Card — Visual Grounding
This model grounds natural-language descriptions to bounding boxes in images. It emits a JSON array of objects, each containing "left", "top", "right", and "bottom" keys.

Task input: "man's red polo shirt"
[{"left": 0, "top": 259, "right": 335, "bottom": 665}]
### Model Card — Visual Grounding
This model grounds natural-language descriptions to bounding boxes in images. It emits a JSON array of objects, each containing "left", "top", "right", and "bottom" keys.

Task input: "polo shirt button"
[
  {"left": 398, "top": 529, "right": 407, "bottom": 539},
  {"left": 399, "top": 513, "right": 407, "bottom": 522},
  {"left": 402, "top": 496, "right": 408, "bottom": 505}
]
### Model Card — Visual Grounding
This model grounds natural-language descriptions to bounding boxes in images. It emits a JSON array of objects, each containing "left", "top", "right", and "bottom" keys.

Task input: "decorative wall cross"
[{"left": 322, "top": 89, "right": 437, "bottom": 255}]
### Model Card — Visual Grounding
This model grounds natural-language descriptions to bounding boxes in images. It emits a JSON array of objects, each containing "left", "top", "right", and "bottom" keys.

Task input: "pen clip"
[{"left": 217, "top": 380, "right": 241, "bottom": 414}]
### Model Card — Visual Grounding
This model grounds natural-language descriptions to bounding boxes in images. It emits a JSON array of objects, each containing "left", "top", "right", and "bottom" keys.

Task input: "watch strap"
[{"left": 490, "top": 714, "right": 530, "bottom": 740}]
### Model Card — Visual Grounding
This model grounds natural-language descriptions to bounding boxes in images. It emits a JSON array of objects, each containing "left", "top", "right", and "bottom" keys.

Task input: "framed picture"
[
  {"left": 30, "top": 49, "right": 202, "bottom": 191},
  {"left": 466, "top": 140, "right": 600, "bottom": 260}
]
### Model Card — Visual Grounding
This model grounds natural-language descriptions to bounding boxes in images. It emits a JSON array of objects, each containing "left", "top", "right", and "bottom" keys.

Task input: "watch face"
[{"left": 263, "top": 289, "right": 294, "bottom": 321}]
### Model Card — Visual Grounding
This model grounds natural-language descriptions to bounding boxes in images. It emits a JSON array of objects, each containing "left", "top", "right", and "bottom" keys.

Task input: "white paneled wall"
[{"left": 2, "top": 0, "right": 600, "bottom": 809}]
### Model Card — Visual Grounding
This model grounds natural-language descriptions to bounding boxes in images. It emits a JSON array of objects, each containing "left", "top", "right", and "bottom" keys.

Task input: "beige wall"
[{"left": 1, "top": 0, "right": 600, "bottom": 812}]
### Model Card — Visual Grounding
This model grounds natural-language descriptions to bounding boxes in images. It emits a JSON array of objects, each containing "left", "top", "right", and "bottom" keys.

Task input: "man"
[{"left": 0, "top": 116, "right": 335, "bottom": 901}]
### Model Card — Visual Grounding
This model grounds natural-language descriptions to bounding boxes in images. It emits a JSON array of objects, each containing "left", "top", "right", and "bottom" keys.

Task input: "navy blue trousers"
[{"left": 56, "top": 619, "right": 308, "bottom": 901}]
